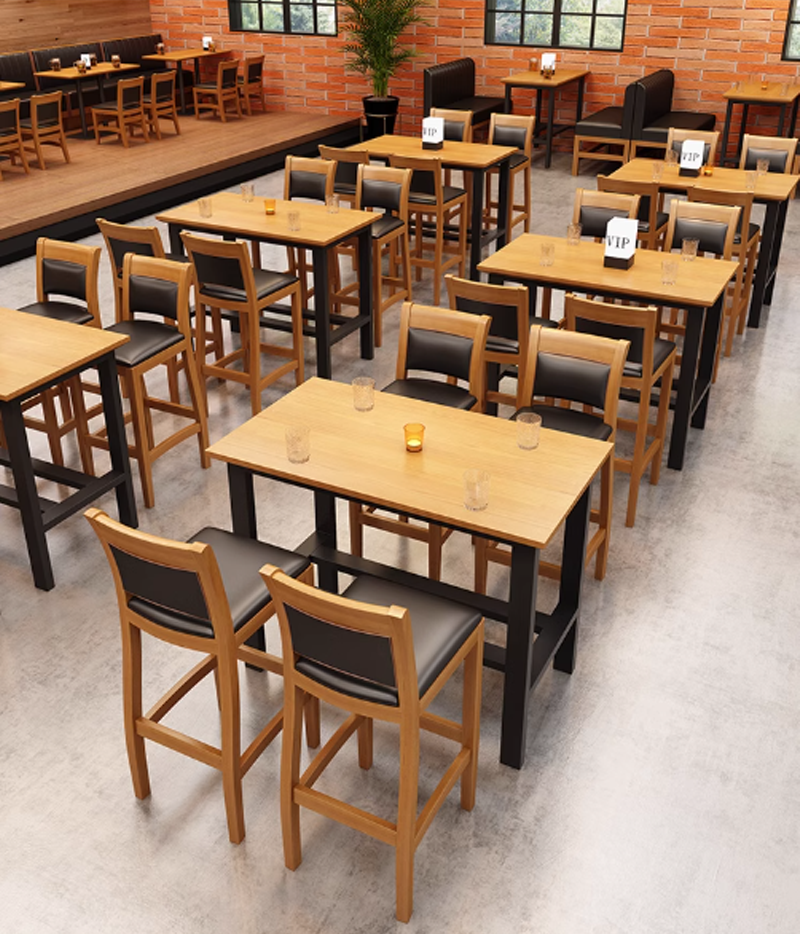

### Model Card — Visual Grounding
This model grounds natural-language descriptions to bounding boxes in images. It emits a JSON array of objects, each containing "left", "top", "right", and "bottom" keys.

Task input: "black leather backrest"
[
  {"left": 572, "top": 316, "right": 645, "bottom": 366},
  {"left": 34, "top": 96, "right": 60, "bottom": 125},
  {"left": 0, "top": 52, "right": 36, "bottom": 91},
  {"left": 443, "top": 118, "right": 467, "bottom": 141},
  {"left": 221, "top": 63, "right": 238, "bottom": 89},
  {"left": 109, "top": 238, "right": 157, "bottom": 276},
  {"left": 493, "top": 123, "right": 527, "bottom": 151},
  {"left": 406, "top": 328, "right": 473, "bottom": 381},
  {"left": 121, "top": 81, "right": 142, "bottom": 108},
  {"left": 32, "top": 43, "right": 102, "bottom": 73},
  {"left": 0, "top": 107, "right": 17, "bottom": 133},
  {"left": 673, "top": 217, "right": 729, "bottom": 255},
  {"left": 192, "top": 252, "right": 245, "bottom": 292},
  {"left": 579, "top": 205, "right": 628, "bottom": 240},
  {"left": 129, "top": 274, "right": 179, "bottom": 321},
  {"left": 110, "top": 544, "right": 210, "bottom": 622},
  {"left": 153, "top": 76, "right": 174, "bottom": 103},
  {"left": 533, "top": 352, "right": 610, "bottom": 410},
  {"left": 409, "top": 167, "right": 436, "bottom": 197},
  {"left": 101, "top": 35, "right": 161, "bottom": 68},
  {"left": 744, "top": 147, "right": 788, "bottom": 172},
  {"left": 246, "top": 59, "right": 263, "bottom": 80},
  {"left": 361, "top": 176, "right": 402, "bottom": 213},
  {"left": 42, "top": 257, "right": 86, "bottom": 301},
  {"left": 423, "top": 58, "right": 476, "bottom": 114},
  {"left": 633, "top": 69, "right": 674, "bottom": 131},
  {"left": 286, "top": 605, "right": 396, "bottom": 688},
  {"left": 289, "top": 169, "right": 327, "bottom": 202},
  {"left": 335, "top": 160, "right": 359, "bottom": 188},
  {"left": 454, "top": 295, "right": 518, "bottom": 342},
  {"left": 671, "top": 140, "right": 712, "bottom": 163}
]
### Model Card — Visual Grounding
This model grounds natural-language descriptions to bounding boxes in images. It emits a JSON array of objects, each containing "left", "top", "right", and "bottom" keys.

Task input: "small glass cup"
[
  {"left": 241, "top": 182, "right": 255, "bottom": 202},
  {"left": 652, "top": 160, "right": 664, "bottom": 182},
  {"left": 285, "top": 424, "right": 310, "bottom": 463},
  {"left": 352, "top": 376, "right": 375, "bottom": 412},
  {"left": 702, "top": 164, "right": 714, "bottom": 176},
  {"left": 75, "top": 60, "right": 87, "bottom": 75},
  {"left": 761, "top": 75, "right": 769, "bottom": 91},
  {"left": 756, "top": 158, "right": 770, "bottom": 176},
  {"left": 661, "top": 258, "right": 678, "bottom": 286},
  {"left": 681, "top": 238, "right": 699, "bottom": 262},
  {"left": 111, "top": 54, "right": 121, "bottom": 69},
  {"left": 288, "top": 210, "right": 301, "bottom": 232},
  {"left": 464, "top": 469, "right": 490, "bottom": 511},
  {"left": 780, "top": 83, "right": 789, "bottom": 96},
  {"left": 49, "top": 58, "right": 61, "bottom": 72},
  {"left": 566, "top": 223, "right": 582, "bottom": 245},
  {"left": 89, "top": 54, "right": 98, "bottom": 67},
  {"left": 198, "top": 197, "right": 213, "bottom": 218},
  {"left": 156, "top": 42, "right": 166, "bottom": 55},
  {"left": 326, "top": 194, "right": 339, "bottom": 214},
  {"left": 529, "top": 57, "right": 538, "bottom": 72},
  {"left": 665, "top": 147, "right": 678, "bottom": 166},
  {"left": 516, "top": 412, "right": 542, "bottom": 450},
  {"left": 404, "top": 423, "right": 425, "bottom": 452},
  {"left": 264, "top": 198, "right": 276, "bottom": 215},
  {"left": 745, "top": 170, "right": 757, "bottom": 192},
  {"left": 540, "top": 241, "right": 554, "bottom": 266}
]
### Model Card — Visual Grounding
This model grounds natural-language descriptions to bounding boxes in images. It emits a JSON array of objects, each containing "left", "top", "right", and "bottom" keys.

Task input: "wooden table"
[
  {"left": 34, "top": 62, "right": 139, "bottom": 137},
  {"left": 479, "top": 234, "right": 738, "bottom": 472},
  {"left": 348, "top": 134, "right": 518, "bottom": 280},
  {"left": 208, "top": 377, "right": 612, "bottom": 768},
  {"left": 158, "top": 192, "right": 377, "bottom": 380},
  {"left": 0, "top": 81, "right": 25, "bottom": 94},
  {"left": 608, "top": 159, "right": 799, "bottom": 328},
  {"left": 142, "top": 48, "right": 227, "bottom": 113},
  {"left": 719, "top": 82, "right": 800, "bottom": 167},
  {"left": 0, "top": 308, "right": 137, "bottom": 590},
  {"left": 502, "top": 68, "right": 589, "bottom": 169}
]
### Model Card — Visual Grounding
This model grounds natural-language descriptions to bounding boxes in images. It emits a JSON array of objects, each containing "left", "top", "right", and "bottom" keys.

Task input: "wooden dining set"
[{"left": 1, "top": 116, "right": 798, "bottom": 923}]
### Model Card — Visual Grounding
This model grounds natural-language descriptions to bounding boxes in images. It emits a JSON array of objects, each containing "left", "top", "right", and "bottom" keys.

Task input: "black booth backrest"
[
  {"left": 423, "top": 58, "right": 476, "bottom": 114},
  {"left": 32, "top": 43, "right": 102, "bottom": 74},
  {"left": 0, "top": 52, "right": 36, "bottom": 91},
  {"left": 632, "top": 69, "right": 675, "bottom": 131},
  {"left": 101, "top": 35, "right": 163, "bottom": 71}
]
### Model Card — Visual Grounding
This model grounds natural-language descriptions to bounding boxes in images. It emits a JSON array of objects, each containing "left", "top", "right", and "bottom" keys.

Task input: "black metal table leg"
[
  {"left": 500, "top": 543, "right": 539, "bottom": 769},
  {"left": 469, "top": 168, "right": 487, "bottom": 279},
  {"left": 545, "top": 87, "right": 556, "bottom": 169},
  {"left": 667, "top": 305, "right": 703, "bottom": 471},
  {"left": 96, "top": 353, "right": 137, "bottom": 528},
  {"left": 310, "top": 246, "right": 333, "bottom": 379},
  {"left": 228, "top": 464, "right": 258, "bottom": 539},
  {"left": 177, "top": 65, "right": 188, "bottom": 113},
  {"left": 735, "top": 103, "right": 750, "bottom": 164},
  {"left": 496, "top": 159, "right": 511, "bottom": 252},
  {"left": 748, "top": 199, "right": 779, "bottom": 327},
  {"left": 314, "top": 490, "right": 338, "bottom": 593},
  {"left": 575, "top": 75, "right": 585, "bottom": 126},
  {"left": 356, "top": 228, "right": 375, "bottom": 361},
  {"left": 691, "top": 293, "right": 723, "bottom": 431},
  {"left": 553, "top": 486, "right": 590, "bottom": 674},
  {"left": 763, "top": 198, "right": 789, "bottom": 307},
  {"left": 720, "top": 100, "right": 735, "bottom": 166},
  {"left": 75, "top": 80, "right": 88, "bottom": 138},
  {"left": 504, "top": 84, "right": 513, "bottom": 114},
  {"left": 1, "top": 401, "right": 54, "bottom": 590}
]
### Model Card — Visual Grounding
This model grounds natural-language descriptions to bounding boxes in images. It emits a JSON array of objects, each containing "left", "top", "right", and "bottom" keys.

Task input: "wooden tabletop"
[
  {"left": 0, "top": 81, "right": 25, "bottom": 92},
  {"left": 157, "top": 191, "right": 376, "bottom": 248},
  {"left": 142, "top": 48, "right": 227, "bottom": 63},
  {"left": 0, "top": 308, "right": 128, "bottom": 402},
  {"left": 34, "top": 62, "right": 139, "bottom": 80},
  {"left": 723, "top": 82, "right": 800, "bottom": 103},
  {"left": 208, "top": 377, "right": 611, "bottom": 549},
  {"left": 349, "top": 134, "right": 519, "bottom": 170},
  {"left": 478, "top": 234, "right": 738, "bottom": 309},
  {"left": 610, "top": 158, "right": 799, "bottom": 201},
  {"left": 502, "top": 68, "right": 589, "bottom": 89}
]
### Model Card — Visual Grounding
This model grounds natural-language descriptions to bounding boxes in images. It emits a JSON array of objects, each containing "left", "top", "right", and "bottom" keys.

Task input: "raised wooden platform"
[{"left": 0, "top": 109, "right": 360, "bottom": 265}]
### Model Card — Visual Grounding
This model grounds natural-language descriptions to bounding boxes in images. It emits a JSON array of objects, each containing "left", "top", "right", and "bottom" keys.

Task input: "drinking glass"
[
  {"left": 198, "top": 197, "right": 212, "bottom": 218},
  {"left": 661, "top": 258, "right": 678, "bottom": 286},
  {"left": 540, "top": 242, "right": 555, "bottom": 266},
  {"left": 756, "top": 158, "right": 770, "bottom": 176},
  {"left": 285, "top": 425, "right": 310, "bottom": 463},
  {"left": 567, "top": 223, "right": 582, "bottom": 245},
  {"left": 352, "top": 376, "right": 375, "bottom": 411},
  {"left": 745, "top": 171, "right": 757, "bottom": 192},
  {"left": 326, "top": 195, "right": 339, "bottom": 214},
  {"left": 288, "top": 210, "right": 301, "bottom": 232},
  {"left": 463, "top": 469, "right": 490, "bottom": 511},
  {"left": 652, "top": 160, "right": 664, "bottom": 181},
  {"left": 516, "top": 412, "right": 542, "bottom": 450},
  {"left": 240, "top": 182, "right": 254, "bottom": 202},
  {"left": 665, "top": 148, "right": 678, "bottom": 166},
  {"left": 681, "top": 238, "right": 699, "bottom": 262}
]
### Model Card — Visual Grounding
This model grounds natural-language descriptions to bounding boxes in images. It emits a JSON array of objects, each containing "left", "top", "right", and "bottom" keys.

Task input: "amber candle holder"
[
  {"left": 403, "top": 423, "right": 425, "bottom": 452},
  {"left": 264, "top": 198, "right": 276, "bottom": 215},
  {"left": 156, "top": 43, "right": 165, "bottom": 55}
]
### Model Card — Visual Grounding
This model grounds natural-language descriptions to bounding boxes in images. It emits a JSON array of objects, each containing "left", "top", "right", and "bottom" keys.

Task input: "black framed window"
[
  {"left": 784, "top": 0, "right": 800, "bottom": 59},
  {"left": 228, "top": 0, "right": 337, "bottom": 35},
  {"left": 485, "top": 0, "right": 626, "bottom": 51}
]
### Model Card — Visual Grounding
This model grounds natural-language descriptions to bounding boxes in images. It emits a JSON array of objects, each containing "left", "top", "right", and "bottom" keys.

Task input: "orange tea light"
[
  {"left": 404, "top": 423, "right": 425, "bottom": 452},
  {"left": 264, "top": 198, "right": 276, "bottom": 215}
]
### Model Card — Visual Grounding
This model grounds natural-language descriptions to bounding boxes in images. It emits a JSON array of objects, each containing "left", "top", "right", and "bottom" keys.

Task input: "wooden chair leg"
[
  {"left": 281, "top": 683, "right": 305, "bottom": 870},
  {"left": 625, "top": 383, "right": 651, "bottom": 528},
  {"left": 395, "top": 720, "right": 420, "bottom": 923},
  {"left": 121, "top": 621, "right": 151, "bottom": 799},
  {"left": 474, "top": 536, "right": 489, "bottom": 594},
  {"left": 125, "top": 370, "right": 155, "bottom": 509},
  {"left": 349, "top": 500, "right": 364, "bottom": 557},
  {"left": 594, "top": 458, "right": 613, "bottom": 581},
  {"left": 218, "top": 654, "right": 245, "bottom": 844},
  {"left": 357, "top": 716, "right": 373, "bottom": 769},
  {"left": 460, "top": 630, "right": 482, "bottom": 811},
  {"left": 182, "top": 347, "right": 211, "bottom": 469}
]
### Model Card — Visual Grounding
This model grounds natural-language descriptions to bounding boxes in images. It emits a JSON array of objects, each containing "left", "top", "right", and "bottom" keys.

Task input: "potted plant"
[{"left": 339, "top": 0, "right": 429, "bottom": 136}]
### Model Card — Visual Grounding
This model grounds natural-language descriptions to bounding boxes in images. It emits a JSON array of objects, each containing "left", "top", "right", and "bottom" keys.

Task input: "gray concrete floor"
[{"left": 1, "top": 152, "right": 799, "bottom": 934}]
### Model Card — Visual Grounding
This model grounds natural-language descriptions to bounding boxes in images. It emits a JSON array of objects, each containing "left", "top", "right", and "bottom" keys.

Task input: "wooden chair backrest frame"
[
  {"left": 97, "top": 217, "right": 167, "bottom": 287},
  {"left": 488, "top": 112, "right": 534, "bottom": 157},
  {"left": 666, "top": 127, "right": 720, "bottom": 165},
  {"left": 663, "top": 199, "right": 739, "bottom": 260},
  {"left": 180, "top": 231, "right": 259, "bottom": 313},
  {"left": 120, "top": 253, "right": 194, "bottom": 341},
  {"left": 445, "top": 274, "right": 529, "bottom": 368},
  {"left": 283, "top": 154, "right": 335, "bottom": 202},
  {"left": 35, "top": 236, "right": 101, "bottom": 325},
  {"left": 355, "top": 163, "right": 411, "bottom": 222},
  {"left": 430, "top": 107, "right": 474, "bottom": 142},
  {"left": 388, "top": 154, "right": 446, "bottom": 203},
  {"left": 739, "top": 134, "right": 798, "bottom": 173},
  {"left": 572, "top": 187, "right": 639, "bottom": 226}
]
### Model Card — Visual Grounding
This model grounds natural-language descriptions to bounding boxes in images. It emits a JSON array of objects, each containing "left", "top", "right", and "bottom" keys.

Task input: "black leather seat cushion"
[
  {"left": 16, "top": 300, "right": 93, "bottom": 325},
  {"left": 409, "top": 185, "right": 466, "bottom": 206},
  {"left": 576, "top": 106, "right": 626, "bottom": 138},
  {"left": 623, "top": 337, "right": 676, "bottom": 378},
  {"left": 371, "top": 215, "right": 404, "bottom": 239},
  {"left": 734, "top": 221, "right": 760, "bottom": 245},
  {"left": 509, "top": 151, "right": 529, "bottom": 169},
  {"left": 129, "top": 528, "right": 310, "bottom": 638},
  {"left": 106, "top": 320, "right": 183, "bottom": 367},
  {"left": 164, "top": 251, "right": 191, "bottom": 264},
  {"left": 383, "top": 378, "right": 476, "bottom": 410},
  {"left": 200, "top": 268, "right": 297, "bottom": 304},
  {"left": 638, "top": 210, "right": 669, "bottom": 234},
  {"left": 449, "top": 95, "right": 505, "bottom": 123},
  {"left": 639, "top": 111, "right": 716, "bottom": 143},
  {"left": 514, "top": 404, "right": 612, "bottom": 441},
  {"left": 296, "top": 575, "right": 482, "bottom": 705}
]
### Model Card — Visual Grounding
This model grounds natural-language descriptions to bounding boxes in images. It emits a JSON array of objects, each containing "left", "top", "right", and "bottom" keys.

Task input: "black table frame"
[
  {"left": 719, "top": 94, "right": 800, "bottom": 168},
  {"left": 167, "top": 221, "right": 374, "bottom": 381},
  {"left": 224, "top": 460, "right": 593, "bottom": 769},
  {"left": 448, "top": 156, "right": 511, "bottom": 280},
  {"left": 485, "top": 271, "right": 725, "bottom": 472},
  {"left": 0, "top": 351, "right": 137, "bottom": 590},
  {"left": 504, "top": 74, "right": 587, "bottom": 169},
  {"left": 747, "top": 193, "right": 791, "bottom": 328}
]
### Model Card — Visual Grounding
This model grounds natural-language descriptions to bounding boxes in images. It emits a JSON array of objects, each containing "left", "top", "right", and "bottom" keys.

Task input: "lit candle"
[{"left": 403, "top": 423, "right": 425, "bottom": 452}]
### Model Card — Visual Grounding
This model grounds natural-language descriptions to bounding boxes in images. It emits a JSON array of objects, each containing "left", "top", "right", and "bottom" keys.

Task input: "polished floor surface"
[{"left": 1, "top": 151, "right": 799, "bottom": 934}]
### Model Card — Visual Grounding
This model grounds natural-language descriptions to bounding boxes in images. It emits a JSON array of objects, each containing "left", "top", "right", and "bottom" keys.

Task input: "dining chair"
[
  {"left": 738, "top": 134, "right": 798, "bottom": 173},
  {"left": 84, "top": 254, "right": 209, "bottom": 508},
  {"left": 388, "top": 153, "right": 468, "bottom": 306},
  {"left": 572, "top": 187, "right": 640, "bottom": 241},
  {"left": 85, "top": 507, "right": 319, "bottom": 845},
  {"left": 597, "top": 175, "right": 668, "bottom": 250},
  {"left": 238, "top": 53, "right": 266, "bottom": 114},
  {"left": 349, "top": 302, "right": 490, "bottom": 580},
  {"left": 475, "top": 325, "right": 629, "bottom": 588},
  {"left": 144, "top": 70, "right": 180, "bottom": 139},
  {"left": 181, "top": 231, "right": 304, "bottom": 416},
  {"left": 0, "top": 97, "right": 30, "bottom": 179},
  {"left": 563, "top": 294, "right": 676, "bottom": 527},
  {"left": 665, "top": 127, "right": 720, "bottom": 166},
  {"left": 485, "top": 112, "right": 534, "bottom": 236},
  {"left": 194, "top": 59, "right": 242, "bottom": 121},
  {"left": 20, "top": 91, "right": 70, "bottom": 169},
  {"left": 92, "top": 75, "right": 149, "bottom": 147},
  {"left": 318, "top": 144, "right": 370, "bottom": 208},
  {"left": 429, "top": 107, "right": 474, "bottom": 195},
  {"left": 445, "top": 274, "right": 557, "bottom": 412},
  {"left": 261, "top": 564, "right": 484, "bottom": 922}
]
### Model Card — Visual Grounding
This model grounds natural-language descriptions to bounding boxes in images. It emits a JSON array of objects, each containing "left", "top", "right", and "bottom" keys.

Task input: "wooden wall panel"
[{"left": 0, "top": 0, "right": 152, "bottom": 53}]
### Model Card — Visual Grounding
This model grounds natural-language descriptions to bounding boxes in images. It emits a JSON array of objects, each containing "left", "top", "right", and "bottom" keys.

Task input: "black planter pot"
[{"left": 363, "top": 95, "right": 399, "bottom": 138}]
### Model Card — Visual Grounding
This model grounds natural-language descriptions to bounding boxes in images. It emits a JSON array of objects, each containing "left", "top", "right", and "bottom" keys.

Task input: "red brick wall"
[{"left": 150, "top": 0, "right": 800, "bottom": 141}]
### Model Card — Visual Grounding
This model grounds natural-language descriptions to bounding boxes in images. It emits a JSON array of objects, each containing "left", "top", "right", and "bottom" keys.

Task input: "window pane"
[
  {"left": 524, "top": 12, "right": 554, "bottom": 45},
  {"left": 261, "top": 3, "right": 284, "bottom": 30},
  {"left": 594, "top": 15, "right": 623, "bottom": 49},
  {"left": 597, "top": 0, "right": 625, "bottom": 12},
  {"left": 496, "top": 0, "right": 523, "bottom": 11},
  {"left": 290, "top": 4, "right": 315, "bottom": 32},
  {"left": 316, "top": 4, "right": 336, "bottom": 34},
  {"left": 240, "top": 3, "right": 259, "bottom": 29},
  {"left": 563, "top": 0, "right": 592, "bottom": 13},
  {"left": 787, "top": 23, "right": 800, "bottom": 58},
  {"left": 494, "top": 12, "right": 522, "bottom": 42},
  {"left": 560, "top": 13, "right": 591, "bottom": 46},
  {"left": 527, "top": 0, "right": 555, "bottom": 11}
]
